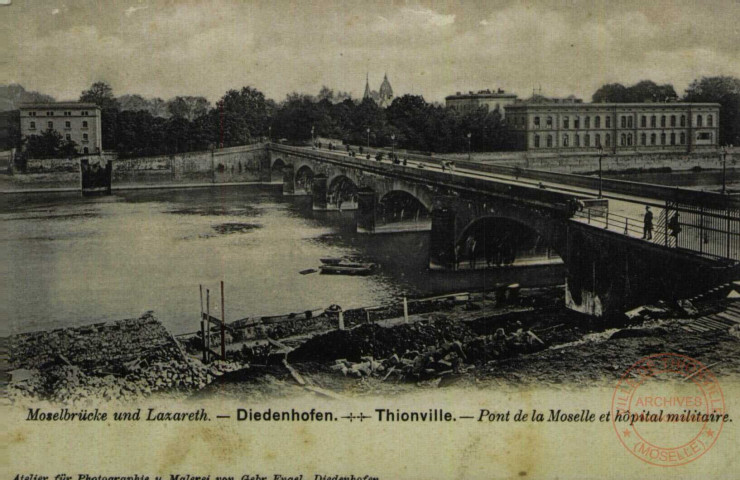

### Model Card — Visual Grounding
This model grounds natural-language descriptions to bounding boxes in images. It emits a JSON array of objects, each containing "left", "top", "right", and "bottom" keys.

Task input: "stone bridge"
[{"left": 265, "top": 144, "right": 739, "bottom": 317}]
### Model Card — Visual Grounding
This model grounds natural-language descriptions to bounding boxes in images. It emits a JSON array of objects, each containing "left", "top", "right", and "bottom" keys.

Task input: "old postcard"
[{"left": 2, "top": 1, "right": 739, "bottom": 478}]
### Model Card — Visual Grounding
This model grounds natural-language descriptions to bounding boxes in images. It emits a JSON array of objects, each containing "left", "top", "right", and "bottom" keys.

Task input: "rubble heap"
[{"left": 7, "top": 312, "right": 237, "bottom": 403}]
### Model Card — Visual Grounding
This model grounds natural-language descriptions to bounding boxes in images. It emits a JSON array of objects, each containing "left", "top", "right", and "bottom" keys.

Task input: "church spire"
[{"left": 363, "top": 73, "right": 371, "bottom": 100}]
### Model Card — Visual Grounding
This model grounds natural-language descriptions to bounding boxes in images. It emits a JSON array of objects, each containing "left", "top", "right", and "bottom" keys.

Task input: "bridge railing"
[{"left": 573, "top": 201, "right": 740, "bottom": 261}]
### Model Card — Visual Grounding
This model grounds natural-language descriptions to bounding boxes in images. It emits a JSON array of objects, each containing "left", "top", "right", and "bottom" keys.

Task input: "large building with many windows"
[
  {"left": 505, "top": 103, "right": 720, "bottom": 153},
  {"left": 445, "top": 89, "right": 518, "bottom": 117},
  {"left": 19, "top": 102, "right": 102, "bottom": 155}
]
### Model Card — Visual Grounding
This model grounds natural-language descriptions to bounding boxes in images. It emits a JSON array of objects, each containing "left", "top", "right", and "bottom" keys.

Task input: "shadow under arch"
[{"left": 455, "top": 215, "right": 562, "bottom": 270}]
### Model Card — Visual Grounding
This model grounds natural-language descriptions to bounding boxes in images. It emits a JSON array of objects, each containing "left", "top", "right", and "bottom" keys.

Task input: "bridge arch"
[
  {"left": 327, "top": 175, "right": 359, "bottom": 210},
  {"left": 455, "top": 215, "right": 562, "bottom": 269},
  {"left": 379, "top": 187, "right": 433, "bottom": 212},
  {"left": 377, "top": 190, "right": 432, "bottom": 225},
  {"left": 295, "top": 165, "right": 315, "bottom": 194}
]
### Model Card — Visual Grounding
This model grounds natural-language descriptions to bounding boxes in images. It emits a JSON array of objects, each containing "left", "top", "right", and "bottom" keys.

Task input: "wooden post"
[
  {"left": 403, "top": 297, "right": 409, "bottom": 323},
  {"left": 338, "top": 311, "right": 345, "bottom": 330},
  {"left": 366, "top": 310, "right": 371, "bottom": 324},
  {"left": 199, "top": 285, "right": 206, "bottom": 362},
  {"left": 220, "top": 281, "right": 226, "bottom": 360},
  {"left": 206, "top": 289, "right": 210, "bottom": 362}
]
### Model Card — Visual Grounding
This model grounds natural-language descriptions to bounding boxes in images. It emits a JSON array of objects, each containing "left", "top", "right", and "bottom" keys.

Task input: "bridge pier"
[
  {"left": 312, "top": 175, "right": 328, "bottom": 210},
  {"left": 429, "top": 198, "right": 458, "bottom": 270},
  {"left": 281, "top": 165, "right": 295, "bottom": 196},
  {"left": 357, "top": 189, "right": 377, "bottom": 233}
]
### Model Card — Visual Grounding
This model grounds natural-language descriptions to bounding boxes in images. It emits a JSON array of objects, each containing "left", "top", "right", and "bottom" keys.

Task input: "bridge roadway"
[{"left": 301, "top": 144, "right": 740, "bottom": 261}]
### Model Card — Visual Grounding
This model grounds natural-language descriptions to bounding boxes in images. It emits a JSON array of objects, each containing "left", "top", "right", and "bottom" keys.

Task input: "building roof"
[
  {"left": 505, "top": 102, "right": 720, "bottom": 109},
  {"left": 19, "top": 102, "right": 100, "bottom": 110},
  {"left": 446, "top": 90, "right": 517, "bottom": 100}
]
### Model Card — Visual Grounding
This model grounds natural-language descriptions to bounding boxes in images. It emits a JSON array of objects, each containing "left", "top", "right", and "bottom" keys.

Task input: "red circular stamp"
[{"left": 611, "top": 353, "right": 727, "bottom": 467}]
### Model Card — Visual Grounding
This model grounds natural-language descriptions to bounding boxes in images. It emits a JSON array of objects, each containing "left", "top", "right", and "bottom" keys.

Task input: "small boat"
[
  {"left": 319, "top": 262, "right": 377, "bottom": 276},
  {"left": 320, "top": 257, "right": 345, "bottom": 265}
]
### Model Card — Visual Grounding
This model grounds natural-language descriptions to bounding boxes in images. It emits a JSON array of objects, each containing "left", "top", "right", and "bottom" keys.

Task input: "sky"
[{"left": 2, "top": 0, "right": 739, "bottom": 104}]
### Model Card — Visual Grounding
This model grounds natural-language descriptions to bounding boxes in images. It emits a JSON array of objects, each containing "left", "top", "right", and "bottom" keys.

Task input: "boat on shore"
[{"left": 319, "top": 262, "right": 377, "bottom": 275}]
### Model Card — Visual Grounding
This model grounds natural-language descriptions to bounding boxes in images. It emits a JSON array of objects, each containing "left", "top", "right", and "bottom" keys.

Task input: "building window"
[
  {"left": 47, "top": 111, "right": 53, "bottom": 116},
  {"left": 563, "top": 116, "right": 570, "bottom": 129},
  {"left": 29, "top": 112, "right": 36, "bottom": 117},
  {"left": 574, "top": 117, "right": 580, "bottom": 129},
  {"left": 620, "top": 134, "right": 626, "bottom": 146},
  {"left": 606, "top": 116, "right": 611, "bottom": 128},
  {"left": 696, "top": 115, "right": 703, "bottom": 127},
  {"left": 585, "top": 116, "right": 590, "bottom": 129},
  {"left": 65, "top": 134, "right": 71, "bottom": 141},
  {"left": 627, "top": 116, "right": 633, "bottom": 128},
  {"left": 83, "top": 147, "right": 89, "bottom": 154},
  {"left": 534, "top": 134, "right": 540, "bottom": 148},
  {"left": 670, "top": 115, "right": 676, "bottom": 127},
  {"left": 605, "top": 134, "right": 611, "bottom": 147},
  {"left": 628, "top": 133, "right": 633, "bottom": 146},
  {"left": 661, "top": 115, "right": 666, "bottom": 127},
  {"left": 651, "top": 115, "right": 656, "bottom": 127},
  {"left": 65, "top": 121, "right": 71, "bottom": 128},
  {"left": 641, "top": 116, "right": 647, "bottom": 128},
  {"left": 81, "top": 111, "right": 89, "bottom": 116},
  {"left": 680, "top": 132, "right": 686, "bottom": 144},
  {"left": 661, "top": 132, "right": 666, "bottom": 145},
  {"left": 546, "top": 116, "right": 553, "bottom": 128},
  {"left": 82, "top": 121, "right": 88, "bottom": 128},
  {"left": 670, "top": 132, "right": 676, "bottom": 145},
  {"left": 651, "top": 133, "right": 656, "bottom": 145},
  {"left": 47, "top": 121, "right": 53, "bottom": 129},
  {"left": 29, "top": 121, "right": 36, "bottom": 129},
  {"left": 575, "top": 134, "right": 580, "bottom": 147},
  {"left": 621, "top": 116, "right": 626, "bottom": 128},
  {"left": 641, "top": 133, "right": 646, "bottom": 145},
  {"left": 698, "top": 132, "right": 713, "bottom": 141},
  {"left": 680, "top": 115, "right": 686, "bottom": 127},
  {"left": 585, "top": 134, "right": 590, "bottom": 146},
  {"left": 534, "top": 116, "right": 540, "bottom": 128},
  {"left": 547, "top": 135, "right": 553, "bottom": 147},
  {"left": 595, "top": 134, "right": 601, "bottom": 147},
  {"left": 64, "top": 111, "right": 71, "bottom": 116},
  {"left": 595, "top": 116, "right": 601, "bottom": 128},
  {"left": 83, "top": 133, "right": 89, "bottom": 141},
  {"left": 708, "top": 115, "right": 713, "bottom": 127},
  {"left": 563, "top": 134, "right": 569, "bottom": 147}
]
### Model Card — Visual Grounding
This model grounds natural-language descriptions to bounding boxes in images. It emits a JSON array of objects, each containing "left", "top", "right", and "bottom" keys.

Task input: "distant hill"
[{"left": 0, "top": 84, "right": 56, "bottom": 111}]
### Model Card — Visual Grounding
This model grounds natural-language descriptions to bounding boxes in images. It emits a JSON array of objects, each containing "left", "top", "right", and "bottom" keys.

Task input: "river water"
[{"left": 1, "top": 185, "right": 564, "bottom": 336}]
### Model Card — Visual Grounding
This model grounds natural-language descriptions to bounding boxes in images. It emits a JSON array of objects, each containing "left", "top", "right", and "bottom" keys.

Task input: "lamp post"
[
  {"left": 467, "top": 132, "right": 472, "bottom": 162},
  {"left": 268, "top": 126, "right": 272, "bottom": 143},
  {"left": 391, "top": 134, "right": 396, "bottom": 157},
  {"left": 311, "top": 125, "right": 315, "bottom": 146},
  {"left": 598, "top": 146, "right": 604, "bottom": 198},
  {"left": 721, "top": 145, "right": 731, "bottom": 195},
  {"left": 366, "top": 128, "right": 371, "bottom": 149}
]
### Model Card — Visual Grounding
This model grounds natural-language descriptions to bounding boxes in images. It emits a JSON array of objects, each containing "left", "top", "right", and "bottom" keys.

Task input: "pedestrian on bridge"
[{"left": 643, "top": 206, "right": 653, "bottom": 240}]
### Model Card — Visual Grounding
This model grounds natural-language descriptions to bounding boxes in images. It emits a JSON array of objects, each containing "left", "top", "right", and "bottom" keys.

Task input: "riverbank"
[{"left": 6, "top": 285, "right": 739, "bottom": 403}]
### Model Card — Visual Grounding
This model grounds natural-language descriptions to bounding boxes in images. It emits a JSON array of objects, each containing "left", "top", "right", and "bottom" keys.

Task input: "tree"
[
  {"left": 80, "top": 82, "right": 120, "bottom": 150},
  {"left": 166, "top": 96, "right": 211, "bottom": 121},
  {"left": 684, "top": 76, "right": 740, "bottom": 146},
  {"left": 214, "top": 87, "right": 270, "bottom": 146},
  {"left": 627, "top": 80, "right": 677, "bottom": 102},
  {"left": 24, "top": 129, "right": 77, "bottom": 158},
  {"left": 80, "top": 81, "right": 120, "bottom": 111},
  {"left": 592, "top": 83, "right": 629, "bottom": 103}
]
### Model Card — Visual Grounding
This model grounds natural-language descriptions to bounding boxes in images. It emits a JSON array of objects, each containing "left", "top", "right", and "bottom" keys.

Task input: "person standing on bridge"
[{"left": 643, "top": 206, "right": 653, "bottom": 240}]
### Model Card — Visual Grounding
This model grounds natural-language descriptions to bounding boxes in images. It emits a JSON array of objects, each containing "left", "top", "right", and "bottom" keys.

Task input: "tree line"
[{"left": 7, "top": 75, "right": 740, "bottom": 159}]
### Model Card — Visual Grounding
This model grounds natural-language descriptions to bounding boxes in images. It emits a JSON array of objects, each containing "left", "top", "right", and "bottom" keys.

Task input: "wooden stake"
[
  {"left": 338, "top": 311, "right": 345, "bottom": 330},
  {"left": 206, "top": 289, "right": 211, "bottom": 362},
  {"left": 403, "top": 297, "right": 409, "bottom": 323},
  {"left": 220, "top": 280, "right": 226, "bottom": 360}
]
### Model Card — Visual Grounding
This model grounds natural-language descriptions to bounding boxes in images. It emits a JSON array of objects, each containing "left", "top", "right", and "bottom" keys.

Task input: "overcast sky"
[{"left": 2, "top": 0, "right": 739, "bottom": 103}]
